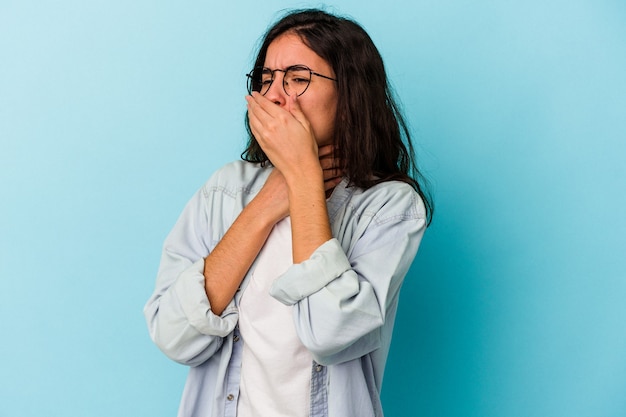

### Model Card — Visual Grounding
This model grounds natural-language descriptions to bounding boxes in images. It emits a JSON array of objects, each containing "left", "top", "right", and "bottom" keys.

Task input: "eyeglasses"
[{"left": 246, "top": 65, "right": 337, "bottom": 97}]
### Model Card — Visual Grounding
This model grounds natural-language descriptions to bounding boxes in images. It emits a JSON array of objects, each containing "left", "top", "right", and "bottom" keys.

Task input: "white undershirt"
[{"left": 237, "top": 217, "right": 312, "bottom": 417}]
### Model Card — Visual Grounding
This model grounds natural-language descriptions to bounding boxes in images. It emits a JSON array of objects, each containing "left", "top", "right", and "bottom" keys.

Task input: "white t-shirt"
[{"left": 237, "top": 217, "right": 313, "bottom": 417}]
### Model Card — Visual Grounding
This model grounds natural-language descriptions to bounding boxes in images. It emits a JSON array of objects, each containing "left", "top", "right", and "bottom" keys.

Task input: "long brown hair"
[{"left": 242, "top": 9, "right": 433, "bottom": 224}]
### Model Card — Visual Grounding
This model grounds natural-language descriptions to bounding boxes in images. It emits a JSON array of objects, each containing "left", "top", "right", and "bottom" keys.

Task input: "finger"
[
  {"left": 246, "top": 103, "right": 263, "bottom": 137},
  {"left": 319, "top": 157, "right": 342, "bottom": 170},
  {"left": 247, "top": 105, "right": 272, "bottom": 150},
  {"left": 246, "top": 95, "right": 282, "bottom": 146},
  {"left": 249, "top": 91, "right": 290, "bottom": 120},
  {"left": 317, "top": 144, "right": 335, "bottom": 158},
  {"left": 322, "top": 167, "right": 343, "bottom": 181},
  {"left": 246, "top": 94, "right": 274, "bottom": 127},
  {"left": 324, "top": 176, "right": 343, "bottom": 192},
  {"left": 286, "top": 94, "right": 310, "bottom": 130}
]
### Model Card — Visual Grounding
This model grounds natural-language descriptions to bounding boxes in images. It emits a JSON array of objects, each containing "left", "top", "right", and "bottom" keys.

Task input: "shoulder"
[
  {"left": 366, "top": 181, "right": 426, "bottom": 225},
  {"left": 333, "top": 180, "right": 426, "bottom": 226}
]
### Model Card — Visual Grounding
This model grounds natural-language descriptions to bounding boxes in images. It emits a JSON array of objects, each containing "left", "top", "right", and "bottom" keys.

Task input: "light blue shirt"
[{"left": 144, "top": 160, "right": 426, "bottom": 417}]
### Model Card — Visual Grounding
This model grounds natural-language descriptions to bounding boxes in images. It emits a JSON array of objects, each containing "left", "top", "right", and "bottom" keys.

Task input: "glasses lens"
[
  {"left": 247, "top": 68, "right": 273, "bottom": 95},
  {"left": 284, "top": 66, "right": 311, "bottom": 96}
]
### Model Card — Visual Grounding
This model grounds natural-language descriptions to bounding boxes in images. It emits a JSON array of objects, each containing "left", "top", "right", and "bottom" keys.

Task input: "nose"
[{"left": 264, "top": 72, "right": 288, "bottom": 107}]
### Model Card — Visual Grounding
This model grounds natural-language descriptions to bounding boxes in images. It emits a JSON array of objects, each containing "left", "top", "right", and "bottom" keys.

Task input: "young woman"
[{"left": 144, "top": 8, "right": 433, "bottom": 417}]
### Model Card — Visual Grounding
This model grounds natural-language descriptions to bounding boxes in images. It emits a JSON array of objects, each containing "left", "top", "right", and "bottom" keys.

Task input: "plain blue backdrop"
[{"left": 1, "top": 0, "right": 625, "bottom": 416}]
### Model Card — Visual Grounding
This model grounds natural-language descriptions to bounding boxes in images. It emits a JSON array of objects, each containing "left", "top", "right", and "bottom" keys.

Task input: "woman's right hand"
[
  {"left": 318, "top": 144, "right": 343, "bottom": 193},
  {"left": 252, "top": 143, "right": 342, "bottom": 222},
  {"left": 254, "top": 145, "right": 343, "bottom": 225},
  {"left": 252, "top": 168, "right": 290, "bottom": 225}
]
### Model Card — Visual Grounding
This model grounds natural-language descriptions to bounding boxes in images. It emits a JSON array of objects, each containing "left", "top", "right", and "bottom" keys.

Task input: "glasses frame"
[{"left": 246, "top": 64, "right": 337, "bottom": 97}]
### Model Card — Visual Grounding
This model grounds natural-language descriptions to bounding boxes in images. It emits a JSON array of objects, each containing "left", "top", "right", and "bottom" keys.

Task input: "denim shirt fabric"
[{"left": 144, "top": 161, "right": 426, "bottom": 417}]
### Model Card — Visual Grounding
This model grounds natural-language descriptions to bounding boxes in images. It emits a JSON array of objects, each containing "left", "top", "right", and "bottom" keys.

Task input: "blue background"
[{"left": 1, "top": 1, "right": 625, "bottom": 416}]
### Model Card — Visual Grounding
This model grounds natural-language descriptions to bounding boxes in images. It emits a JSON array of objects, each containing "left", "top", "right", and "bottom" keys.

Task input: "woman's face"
[{"left": 263, "top": 33, "right": 338, "bottom": 146}]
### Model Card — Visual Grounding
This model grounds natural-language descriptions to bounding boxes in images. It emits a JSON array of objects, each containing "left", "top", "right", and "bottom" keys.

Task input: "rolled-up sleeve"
[
  {"left": 269, "top": 239, "right": 351, "bottom": 304},
  {"left": 270, "top": 189, "right": 426, "bottom": 366},
  {"left": 143, "top": 183, "right": 238, "bottom": 367}
]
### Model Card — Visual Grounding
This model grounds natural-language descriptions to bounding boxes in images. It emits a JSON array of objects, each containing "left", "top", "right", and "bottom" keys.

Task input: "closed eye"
[{"left": 290, "top": 77, "right": 310, "bottom": 84}]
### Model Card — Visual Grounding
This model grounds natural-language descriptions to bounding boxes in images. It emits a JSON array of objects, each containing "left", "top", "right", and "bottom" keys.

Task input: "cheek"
[
  {"left": 310, "top": 110, "right": 336, "bottom": 145},
  {"left": 322, "top": 100, "right": 338, "bottom": 135},
  {"left": 299, "top": 94, "right": 338, "bottom": 144}
]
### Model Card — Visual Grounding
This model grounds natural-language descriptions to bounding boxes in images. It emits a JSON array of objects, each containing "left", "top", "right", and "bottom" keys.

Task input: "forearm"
[
  {"left": 145, "top": 258, "right": 234, "bottom": 366},
  {"left": 272, "top": 216, "right": 426, "bottom": 365},
  {"left": 270, "top": 180, "right": 428, "bottom": 364},
  {"left": 203, "top": 198, "right": 278, "bottom": 315},
  {"left": 285, "top": 163, "right": 333, "bottom": 263}
]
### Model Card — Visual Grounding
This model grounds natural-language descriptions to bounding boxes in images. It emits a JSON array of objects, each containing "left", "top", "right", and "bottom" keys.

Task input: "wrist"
[
  {"left": 283, "top": 162, "right": 324, "bottom": 191},
  {"left": 244, "top": 196, "right": 286, "bottom": 231}
]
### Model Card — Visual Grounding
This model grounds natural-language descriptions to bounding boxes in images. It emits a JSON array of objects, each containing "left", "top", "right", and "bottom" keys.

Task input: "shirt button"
[
  {"left": 227, "top": 394, "right": 234, "bottom": 401},
  {"left": 233, "top": 335, "right": 240, "bottom": 342},
  {"left": 315, "top": 364, "right": 323, "bottom": 372}
]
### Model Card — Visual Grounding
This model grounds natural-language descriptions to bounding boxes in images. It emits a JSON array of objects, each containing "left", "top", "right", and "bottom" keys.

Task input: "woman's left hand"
[{"left": 246, "top": 92, "right": 320, "bottom": 180}]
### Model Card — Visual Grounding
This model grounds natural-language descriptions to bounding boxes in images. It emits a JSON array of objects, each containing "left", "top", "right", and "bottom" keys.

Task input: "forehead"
[{"left": 264, "top": 33, "right": 332, "bottom": 74}]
